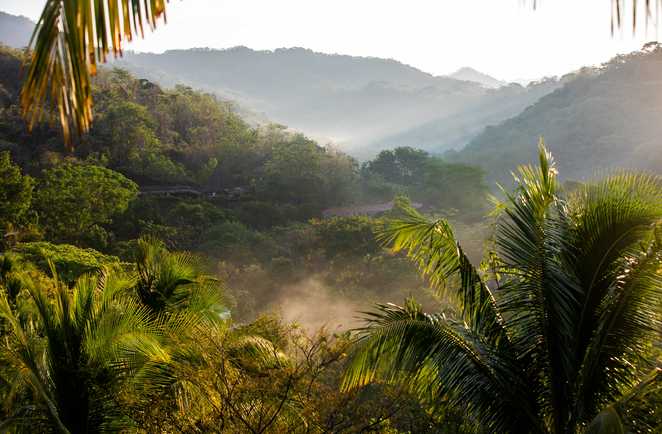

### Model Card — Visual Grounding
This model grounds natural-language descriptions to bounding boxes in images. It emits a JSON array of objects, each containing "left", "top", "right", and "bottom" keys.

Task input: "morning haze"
[{"left": 0, "top": 1, "right": 660, "bottom": 432}]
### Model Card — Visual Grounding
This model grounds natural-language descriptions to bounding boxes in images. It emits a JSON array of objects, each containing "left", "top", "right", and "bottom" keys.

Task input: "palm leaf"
[
  {"left": 346, "top": 142, "right": 662, "bottom": 433},
  {"left": 574, "top": 238, "right": 662, "bottom": 421},
  {"left": 0, "top": 267, "right": 169, "bottom": 433},
  {"left": 587, "top": 368, "right": 662, "bottom": 433},
  {"left": 565, "top": 173, "right": 662, "bottom": 423},
  {"left": 0, "top": 287, "right": 71, "bottom": 433},
  {"left": 342, "top": 301, "right": 543, "bottom": 433},
  {"left": 21, "top": 0, "right": 169, "bottom": 146},
  {"left": 133, "top": 237, "right": 227, "bottom": 320},
  {"left": 569, "top": 173, "right": 662, "bottom": 356},
  {"left": 377, "top": 202, "right": 509, "bottom": 347},
  {"left": 494, "top": 143, "right": 583, "bottom": 431}
]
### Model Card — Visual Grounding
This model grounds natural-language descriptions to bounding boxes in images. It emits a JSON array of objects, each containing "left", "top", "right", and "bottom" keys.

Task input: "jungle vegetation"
[{"left": 0, "top": 1, "right": 659, "bottom": 432}]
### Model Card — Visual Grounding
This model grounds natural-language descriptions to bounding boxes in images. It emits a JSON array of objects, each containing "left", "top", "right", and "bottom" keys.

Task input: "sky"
[{"left": 2, "top": 0, "right": 659, "bottom": 81}]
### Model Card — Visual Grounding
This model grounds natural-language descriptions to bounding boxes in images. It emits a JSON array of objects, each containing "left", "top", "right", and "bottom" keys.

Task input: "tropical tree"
[
  {"left": 21, "top": 0, "right": 169, "bottom": 145},
  {"left": 132, "top": 237, "right": 226, "bottom": 321},
  {"left": 34, "top": 163, "right": 138, "bottom": 248},
  {"left": 343, "top": 144, "right": 662, "bottom": 433},
  {"left": 0, "top": 266, "right": 167, "bottom": 433},
  {"left": 0, "top": 151, "right": 37, "bottom": 249},
  {"left": 0, "top": 151, "right": 33, "bottom": 229},
  {"left": 0, "top": 151, "right": 34, "bottom": 222}
]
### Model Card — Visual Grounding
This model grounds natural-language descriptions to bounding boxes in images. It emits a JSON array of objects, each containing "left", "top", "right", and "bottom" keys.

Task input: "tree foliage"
[
  {"left": 0, "top": 151, "right": 33, "bottom": 229},
  {"left": 450, "top": 44, "right": 662, "bottom": 187},
  {"left": 362, "top": 147, "right": 489, "bottom": 219},
  {"left": 11, "top": 241, "right": 121, "bottom": 283},
  {"left": 344, "top": 144, "right": 662, "bottom": 433},
  {"left": 34, "top": 163, "right": 138, "bottom": 248}
]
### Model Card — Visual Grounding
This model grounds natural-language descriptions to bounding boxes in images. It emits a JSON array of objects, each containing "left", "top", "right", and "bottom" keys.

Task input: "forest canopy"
[{"left": 0, "top": 18, "right": 659, "bottom": 430}]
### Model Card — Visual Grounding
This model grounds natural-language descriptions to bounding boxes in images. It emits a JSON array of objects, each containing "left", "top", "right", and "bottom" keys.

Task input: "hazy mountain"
[
  {"left": 0, "top": 12, "right": 34, "bottom": 49},
  {"left": 448, "top": 43, "right": 662, "bottom": 187},
  {"left": 0, "top": 11, "right": 558, "bottom": 158},
  {"left": 114, "top": 47, "right": 558, "bottom": 156},
  {"left": 367, "top": 78, "right": 561, "bottom": 156},
  {"left": 448, "top": 67, "right": 506, "bottom": 88}
]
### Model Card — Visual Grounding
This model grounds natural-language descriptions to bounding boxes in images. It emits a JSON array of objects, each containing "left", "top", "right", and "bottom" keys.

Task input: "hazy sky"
[{"left": 2, "top": 0, "right": 658, "bottom": 80}]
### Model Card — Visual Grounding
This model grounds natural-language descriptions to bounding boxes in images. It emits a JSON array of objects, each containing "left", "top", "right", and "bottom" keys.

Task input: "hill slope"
[
  {"left": 448, "top": 67, "right": 506, "bottom": 88},
  {"left": 368, "top": 78, "right": 560, "bottom": 154},
  {"left": 449, "top": 43, "right": 662, "bottom": 187},
  {"left": 114, "top": 47, "right": 558, "bottom": 156},
  {"left": 0, "top": 11, "right": 557, "bottom": 157},
  {"left": 0, "top": 11, "right": 33, "bottom": 49}
]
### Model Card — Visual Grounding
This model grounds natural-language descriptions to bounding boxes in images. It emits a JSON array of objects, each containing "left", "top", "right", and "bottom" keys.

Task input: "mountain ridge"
[
  {"left": 448, "top": 67, "right": 506, "bottom": 88},
  {"left": 0, "top": 11, "right": 558, "bottom": 157},
  {"left": 448, "top": 43, "right": 662, "bottom": 186},
  {"left": 0, "top": 11, "right": 34, "bottom": 49},
  {"left": 115, "top": 47, "right": 557, "bottom": 156}
]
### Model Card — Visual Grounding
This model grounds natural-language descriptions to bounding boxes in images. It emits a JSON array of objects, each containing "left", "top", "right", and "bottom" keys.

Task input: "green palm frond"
[
  {"left": 0, "top": 267, "right": 169, "bottom": 433},
  {"left": 587, "top": 368, "right": 662, "bottom": 434},
  {"left": 377, "top": 202, "right": 508, "bottom": 347},
  {"left": 342, "top": 301, "right": 542, "bottom": 433},
  {"left": 569, "top": 173, "right": 662, "bottom": 353},
  {"left": 495, "top": 144, "right": 581, "bottom": 429},
  {"left": 574, "top": 229, "right": 662, "bottom": 421},
  {"left": 566, "top": 172, "right": 662, "bottom": 422},
  {"left": 133, "top": 237, "right": 225, "bottom": 318},
  {"left": 347, "top": 142, "right": 661, "bottom": 433},
  {"left": 134, "top": 237, "right": 197, "bottom": 304},
  {"left": 0, "top": 286, "right": 71, "bottom": 433},
  {"left": 21, "top": 0, "right": 169, "bottom": 145}
]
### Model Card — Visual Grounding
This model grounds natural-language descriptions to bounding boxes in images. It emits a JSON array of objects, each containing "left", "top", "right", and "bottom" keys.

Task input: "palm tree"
[
  {"left": 610, "top": 0, "right": 661, "bottom": 33},
  {"left": 132, "top": 237, "right": 227, "bottom": 321},
  {"left": 343, "top": 144, "right": 662, "bottom": 433},
  {"left": 0, "top": 266, "right": 167, "bottom": 433},
  {"left": 21, "top": 1, "right": 658, "bottom": 145},
  {"left": 130, "top": 319, "right": 297, "bottom": 432},
  {"left": 21, "top": 0, "right": 169, "bottom": 145}
]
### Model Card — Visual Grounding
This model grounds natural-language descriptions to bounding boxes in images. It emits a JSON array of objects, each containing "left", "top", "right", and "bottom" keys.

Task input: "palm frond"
[
  {"left": 569, "top": 173, "right": 662, "bottom": 356},
  {"left": 1, "top": 266, "right": 169, "bottom": 433},
  {"left": 342, "top": 301, "right": 543, "bottom": 433},
  {"left": 574, "top": 238, "right": 662, "bottom": 421},
  {"left": 587, "top": 368, "right": 662, "bottom": 433},
  {"left": 133, "top": 237, "right": 227, "bottom": 319},
  {"left": 565, "top": 172, "right": 662, "bottom": 424},
  {"left": 347, "top": 142, "right": 661, "bottom": 432},
  {"left": 21, "top": 0, "right": 169, "bottom": 145},
  {"left": 493, "top": 143, "right": 582, "bottom": 431},
  {"left": 377, "top": 202, "right": 508, "bottom": 347},
  {"left": 0, "top": 287, "right": 70, "bottom": 433},
  {"left": 611, "top": 0, "right": 662, "bottom": 33}
]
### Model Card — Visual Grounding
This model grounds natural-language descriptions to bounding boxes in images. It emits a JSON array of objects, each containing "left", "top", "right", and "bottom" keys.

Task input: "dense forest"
[
  {"left": 112, "top": 48, "right": 561, "bottom": 156},
  {"left": 0, "top": 43, "right": 499, "bottom": 431},
  {"left": 0, "top": 5, "right": 660, "bottom": 432},
  {"left": 0, "top": 45, "right": 489, "bottom": 324},
  {"left": 448, "top": 43, "right": 662, "bottom": 186}
]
